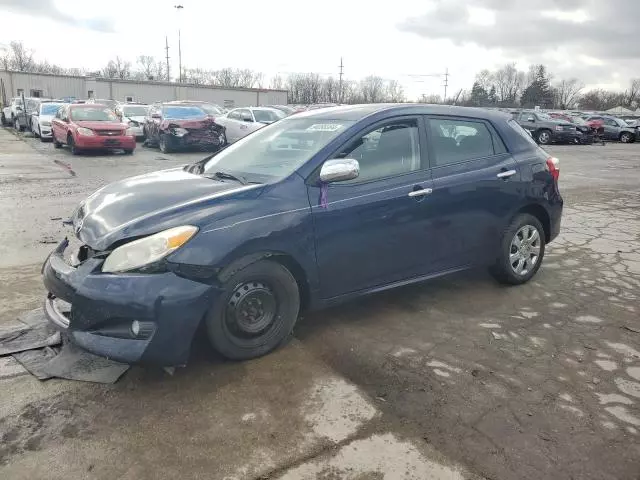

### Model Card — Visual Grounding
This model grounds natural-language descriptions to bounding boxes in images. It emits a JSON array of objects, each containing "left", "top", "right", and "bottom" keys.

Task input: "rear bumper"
[
  {"left": 42, "top": 239, "right": 217, "bottom": 365},
  {"left": 75, "top": 135, "right": 136, "bottom": 150}
]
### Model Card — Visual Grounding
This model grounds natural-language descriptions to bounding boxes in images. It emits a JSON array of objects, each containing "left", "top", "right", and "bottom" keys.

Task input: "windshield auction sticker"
[{"left": 306, "top": 124, "right": 344, "bottom": 132}]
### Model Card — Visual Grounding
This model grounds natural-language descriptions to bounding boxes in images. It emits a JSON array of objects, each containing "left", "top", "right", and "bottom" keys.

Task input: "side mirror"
[
  {"left": 151, "top": 113, "right": 161, "bottom": 119},
  {"left": 242, "top": 116, "right": 253, "bottom": 122},
  {"left": 527, "top": 117, "right": 535, "bottom": 122},
  {"left": 16, "top": 106, "right": 23, "bottom": 111},
  {"left": 320, "top": 158, "right": 360, "bottom": 183}
]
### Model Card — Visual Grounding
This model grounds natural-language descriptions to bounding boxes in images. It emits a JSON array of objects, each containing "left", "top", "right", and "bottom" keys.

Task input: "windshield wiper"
[{"left": 207, "top": 171, "right": 247, "bottom": 185}]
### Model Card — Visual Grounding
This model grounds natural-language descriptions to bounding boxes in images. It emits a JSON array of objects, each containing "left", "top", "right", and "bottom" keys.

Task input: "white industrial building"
[{"left": 0, "top": 70, "right": 288, "bottom": 108}]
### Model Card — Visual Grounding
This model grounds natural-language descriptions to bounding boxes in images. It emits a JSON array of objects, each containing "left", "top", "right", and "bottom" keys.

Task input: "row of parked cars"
[
  {"left": 1, "top": 95, "right": 295, "bottom": 155},
  {"left": 510, "top": 109, "right": 639, "bottom": 145}
]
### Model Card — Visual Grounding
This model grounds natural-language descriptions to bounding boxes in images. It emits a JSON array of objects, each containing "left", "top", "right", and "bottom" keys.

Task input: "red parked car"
[{"left": 51, "top": 104, "right": 136, "bottom": 155}]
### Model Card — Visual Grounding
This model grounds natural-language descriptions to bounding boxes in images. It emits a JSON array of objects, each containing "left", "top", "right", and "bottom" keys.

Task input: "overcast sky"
[{"left": 0, "top": 0, "right": 638, "bottom": 99}]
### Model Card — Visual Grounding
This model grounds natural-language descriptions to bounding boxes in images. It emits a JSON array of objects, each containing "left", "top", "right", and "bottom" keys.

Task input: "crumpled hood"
[
  {"left": 162, "top": 117, "right": 217, "bottom": 129},
  {"left": 73, "top": 168, "right": 263, "bottom": 250}
]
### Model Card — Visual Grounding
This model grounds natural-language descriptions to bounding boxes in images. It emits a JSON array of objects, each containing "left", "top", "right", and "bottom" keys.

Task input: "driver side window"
[{"left": 332, "top": 119, "right": 421, "bottom": 184}]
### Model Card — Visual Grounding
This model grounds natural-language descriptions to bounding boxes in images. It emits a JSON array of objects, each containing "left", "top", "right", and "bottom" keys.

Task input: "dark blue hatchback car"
[{"left": 43, "top": 104, "right": 563, "bottom": 365}]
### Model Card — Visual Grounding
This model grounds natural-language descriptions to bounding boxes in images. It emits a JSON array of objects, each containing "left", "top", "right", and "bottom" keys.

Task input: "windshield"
[
  {"left": 123, "top": 106, "right": 148, "bottom": 117},
  {"left": 571, "top": 117, "right": 587, "bottom": 125},
  {"left": 203, "top": 118, "right": 354, "bottom": 182},
  {"left": 198, "top": 104, "right": 223, "bottom": 115},
  {"left": 163, "top": 106, "right": 206, "bottom": 119},
  {"left": 71, "top": 107, "right": 118, "bottom": 121},
  {"left": 536, "top": 112, "right": 551, "bottom": 120},
  {"left": 253, "top": 109, "right": 284, "bottom": 123},
  {"left": 41, "top": 103, "right": 63, "bottom": 115}
]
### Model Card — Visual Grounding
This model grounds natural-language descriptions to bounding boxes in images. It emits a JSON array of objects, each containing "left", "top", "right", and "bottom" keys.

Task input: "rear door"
[
  {"left": 602, "top": 117, "right": 619, "bottom": 139},
  {"left": 426, "top": 116, "right": 520, "bottom": 269}
]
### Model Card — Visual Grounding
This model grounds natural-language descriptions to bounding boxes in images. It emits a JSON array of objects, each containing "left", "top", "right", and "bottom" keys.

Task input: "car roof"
[
  {"left": 161, "top": 103, "right": 203, "bottom": 107},
  {"left": 290, "top": 103, "right": 512, "bottom": 122}
]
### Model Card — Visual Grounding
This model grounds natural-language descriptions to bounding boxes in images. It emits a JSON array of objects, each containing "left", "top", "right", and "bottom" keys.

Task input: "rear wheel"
[
  {"left": 536, "top": 129, "right": 551, "bottom": 145},
  {"left": 0, "top": 112, "right": 6, "bottom": 126},
  {"left": 490, "top": 213, "right": 545, "bottom": 285},
  {"left": 205, "top": 259, "right": 300, "bottom": 360}
]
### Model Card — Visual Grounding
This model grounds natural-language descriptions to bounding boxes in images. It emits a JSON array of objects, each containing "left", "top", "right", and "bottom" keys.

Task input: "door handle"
[
  {"left": 497, "top": 169, "right": 517, "bottom": 179},
  {"left": 408, "top": 188, "right": 433, "bottom": 198}
]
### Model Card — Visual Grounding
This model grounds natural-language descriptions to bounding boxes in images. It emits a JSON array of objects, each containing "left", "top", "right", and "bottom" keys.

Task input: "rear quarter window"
[{"left": 507, "top": 119, "right": 539, "bottom": 148}]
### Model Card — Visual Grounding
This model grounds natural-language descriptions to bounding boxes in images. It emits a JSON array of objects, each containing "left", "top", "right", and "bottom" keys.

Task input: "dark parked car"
[
  {"left": 42, "top": 104, "right": 563, "bottom": 366},
  {"left": 548, "top": 113, "right": 594, "bottom": 144},
  {"left": 582, "top": 115, "right": 637, "bottom": 143},
  {"left": 143, "top": 103, "right": 226, "bottom": 153},
  {"left": 513, "top": 110, "right": 582, "bottom": 145}
]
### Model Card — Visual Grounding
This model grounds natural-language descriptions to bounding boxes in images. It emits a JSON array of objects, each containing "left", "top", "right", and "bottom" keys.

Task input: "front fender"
[{"left": 169, "top": 175, "right": 319, "bottom": 295}]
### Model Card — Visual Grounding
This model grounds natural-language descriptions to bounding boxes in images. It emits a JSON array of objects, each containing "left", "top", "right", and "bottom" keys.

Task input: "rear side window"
[
  {"left": 428, "top": 118, "right": 497, "bottom": 167},
  {"left": 507, "top": 119, "right": 538, "bottom": 147}
]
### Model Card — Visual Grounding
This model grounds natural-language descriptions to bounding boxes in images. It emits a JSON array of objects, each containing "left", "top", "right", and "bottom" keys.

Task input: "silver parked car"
[{"left": 215, "top": 107, "right": 285, "bottom": 143}]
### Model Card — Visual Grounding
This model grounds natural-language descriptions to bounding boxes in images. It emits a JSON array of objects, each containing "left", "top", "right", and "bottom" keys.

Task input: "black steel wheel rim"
[{"left": 225, "top": 281, "right": 277, "bottom": 338}]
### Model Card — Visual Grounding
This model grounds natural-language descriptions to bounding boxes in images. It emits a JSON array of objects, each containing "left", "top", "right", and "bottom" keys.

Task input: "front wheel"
[
  {"left": 490, "top": 213, "right": 546, "bottom": 285},
  {"left": 205, "top": 259, "right": 300, "bottom": 360},
  {"left": 159, "top": 134, "right": 172, "bottom": 153},
  {"left": 620, "top": 132, "right": 633, "bottom": 143},
  {"left": 536, "top": 129, "right": 551, "bottom": 145},
  {"left": 68, "top": 135, "right": 80, "bottom": 155},
  {"left": 123, "top": 149, "right": 134, "bottom": 155}
]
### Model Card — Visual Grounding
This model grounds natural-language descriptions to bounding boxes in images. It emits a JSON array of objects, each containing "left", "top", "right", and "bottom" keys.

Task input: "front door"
[
  {"left": 309, "top": 116, "right": 436, "bottom": 299},
  {"left": 425, "top": 116, "right": 521, "bottom": 269}
]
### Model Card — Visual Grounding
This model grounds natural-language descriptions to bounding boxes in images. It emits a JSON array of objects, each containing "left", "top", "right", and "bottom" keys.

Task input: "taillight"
[{"left": 546, "top": 156, "right": 559, "bottom": 181}]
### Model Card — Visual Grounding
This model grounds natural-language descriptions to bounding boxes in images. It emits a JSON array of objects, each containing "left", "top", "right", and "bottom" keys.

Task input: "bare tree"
[
  {"left": 385, "top": 79, "right": 405, "bottom": 103},
  {"left": 136, "top": 55, "right": 155, "bottom": 80},
  {"left": 270, "top": 75, "right": 284, "bottom": 90},
  {"left": 359, "top": 76, "right": 385, "bottom": 103},
  {"left": 102, "top": 60, "right": 118, "bottom": 79},
  {"left": 554, "top": 78, "right": 584, "bottom": 109},
  {"left": 8, "top": 41, "right": 35, "bottom": 71},
  {"left": 624, "top": 78, "right": 640, "bottom": 108},
  {"left": 493, "top": 63, "right": 524, "bottom": 105},
  {"left": 419, "top": 93, "right": 442, "bottom": 104},
  {"left": 154, "top": 62, "right": 166, "bottom": 82}
]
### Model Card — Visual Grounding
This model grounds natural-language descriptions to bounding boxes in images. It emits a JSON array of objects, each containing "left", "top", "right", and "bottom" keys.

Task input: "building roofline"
[{"left": 0, "top": 69, "right": 287, "bottom": 94}]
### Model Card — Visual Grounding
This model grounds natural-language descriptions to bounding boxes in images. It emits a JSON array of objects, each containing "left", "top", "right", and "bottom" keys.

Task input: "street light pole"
[{"left": 174, "top": 5, "right": 184, "bottom": 83}]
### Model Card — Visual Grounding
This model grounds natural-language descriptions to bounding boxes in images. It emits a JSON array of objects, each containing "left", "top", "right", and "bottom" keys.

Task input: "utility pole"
[
  {"left": 338, "top": 57, "right": 344, "bottom": 104},
  {"left": 165, "top": 36, "right": 171, "bottom": 82},
  {"left": 174, "top": 5, "right": 184, "bottom": 82},
  {"left": 443, "top": 67, "right": 449, "bottom": 102}
]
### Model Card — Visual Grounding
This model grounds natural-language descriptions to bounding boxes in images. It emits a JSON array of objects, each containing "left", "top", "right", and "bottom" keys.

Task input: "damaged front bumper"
[{"left": 42, "top": 238, "right": 217, "bottom": 366}]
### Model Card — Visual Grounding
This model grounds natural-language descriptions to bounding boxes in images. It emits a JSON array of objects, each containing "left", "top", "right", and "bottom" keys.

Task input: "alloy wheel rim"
[
  {"left": 539, "top": 132, "right": 549, "bottom": 143},
  {"left": 509, "top": 224, "right": 541, "bottom": 276}
]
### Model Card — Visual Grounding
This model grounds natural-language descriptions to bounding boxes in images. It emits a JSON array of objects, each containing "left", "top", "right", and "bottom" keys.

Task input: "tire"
[
  {"left": 159, "top": 134, "right": 172, "bottom": 153},
  {"left": 205, "top": 259, "right": 300, "bottom": 360},
  {"left": 124, "top": 149, "right": 133, "bottom": 155},
  {"left": 490, "top": 213, "right": 546, "bottom": 286},
  {"left": 535, "top": 129, "right": 551, "bottom": 145},
  {"left": 14, "top": 117, "right": 24, "bottom": 132},
  {"left": 68, "top": 135, "right": 80, "bottom": 155},
  {"left": 1, "top": 113, "right": 6, "bottom": 126},
  {"left": 619, "top": 132, "right": 633, "bottom": 143}
]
